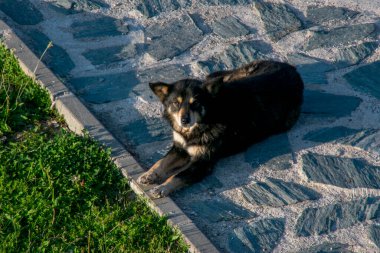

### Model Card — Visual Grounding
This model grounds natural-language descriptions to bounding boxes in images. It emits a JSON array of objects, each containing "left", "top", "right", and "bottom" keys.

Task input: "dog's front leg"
[
  {"left": 149, "top": 158, "right": 214, "bottom": 198},
  {"left": 137, "top": 146, "right": 190, "bottom": 185}
]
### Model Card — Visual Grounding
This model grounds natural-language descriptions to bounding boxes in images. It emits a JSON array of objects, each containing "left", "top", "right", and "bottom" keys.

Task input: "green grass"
[
  {"left": 0, "top": 45, "right": 52, "bottom": 136},
  {"left": 0, "top": 44, "right": 188, "bottom": 252}
]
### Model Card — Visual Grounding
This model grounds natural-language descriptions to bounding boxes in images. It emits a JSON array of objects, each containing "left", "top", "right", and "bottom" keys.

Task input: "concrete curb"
[{"left": 0, "top": 19, "right": 218, "bottom": 253}]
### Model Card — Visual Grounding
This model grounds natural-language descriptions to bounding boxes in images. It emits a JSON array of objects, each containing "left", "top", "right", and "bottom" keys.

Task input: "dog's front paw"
[
  {"left": 137, "top": 172, "right": 159, "bottom": 185},
  {"left": 149, "top": 185, "right": 170, "bottom": 199}
]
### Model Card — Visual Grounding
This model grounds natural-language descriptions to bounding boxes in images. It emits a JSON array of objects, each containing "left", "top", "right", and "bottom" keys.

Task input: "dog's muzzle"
[{"left": 181, "top": 114, "right": 190, "bottom": 126}]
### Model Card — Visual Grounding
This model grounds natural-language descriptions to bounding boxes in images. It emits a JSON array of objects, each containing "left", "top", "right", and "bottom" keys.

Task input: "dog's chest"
[
  {"left": 173, "top": 131, "right": 206, "bottom": 157},
  {"left": 173, "top": 131, "right": 187, "bottom": 147}
]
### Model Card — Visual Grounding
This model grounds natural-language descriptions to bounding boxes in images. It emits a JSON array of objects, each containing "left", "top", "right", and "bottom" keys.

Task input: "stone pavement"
[{"left": 1, "top": 0, "right": 380, "bottom": 252}]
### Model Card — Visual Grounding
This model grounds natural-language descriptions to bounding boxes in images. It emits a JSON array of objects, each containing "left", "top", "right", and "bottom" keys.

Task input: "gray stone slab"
[
  {"left": 198, "top": 40, "right": 268, "bottom": 73},
  {"left": 302, "top": 153, "right": 380, "bottom": 189},
  {"left": 295, "top": 197, "right": 380, "bottom": 237},
  {"left": 132, "top": 65, "right": 190, "bottom": 107},
  {"left": 245, "top": 133, "right": 292, "bottom": 171},
  {"left": 210, "top": 16, "right": 250, "bottom": 38},
  {"left": 369, "top": 225, "right": 380, "bottom": 248},
  {"left": 199, "top": 0, "right": 253, "bottom": 5},
  {"left": 20, "top": 29, "right": 75, "bottom": 77},
  {"left": 228, "top": 218, "right": 285, "bottom": 253},
  {"left": 136, "top": 0, "right": 191, "bottom": 17},
  {"left": 175, "top": 175, "right": 223, "bottom": 195},
  {"left": 145, "top": 15, "right": 203, "bottom": 60},
  {"left": 69, "top": 71, "right": 139, "bottom": 104},
  {"left": 254, "top": 2, "right": 303, "bottom": 42},
  {"left": 121, "top": 116, "right": 171, "bottom": 166},
  {"left": 289, "top": 43, "right": 377, "bottom": 83},
  {"left": 302, "top": 90, "right": 362, "bottom": 118},
  {"left": 306, "top": 6, "right": 359, "bottom": 25},
  {"left": 189, "top": 13, "right": 212, "bottom": 34},
  {"left": 134, "top": 65, "right": 190, "bottom": 100},
  {"left": 49, "top": 0, "right": 109, "bottom": 14},
  {"left": 302, "top": 127, "right": 380, "bottom": 155},
  {"left": 334, "top": 42, "right": 378, "bottom": 67},
  {"left": 344, "top": 61, "right": 380, "bottom": 100},
  {"left": 137, "top": 64, "right": 190, "bottom": 84},
  {"left": 287, "top": 53, "right": 334, "bottom": 84},
  {"left": 241, "top": 178, "right": 321, "bottom": 207},
  {"left": 189, "top": 198, "right": 256, "bottom": 222},
  {"left": 340, "top": 129, "right": 380, "bottom": 155},
  {"left": 71, "top": 17, "right": 129, "bottom": 40},
  {"left": 305, "top": 23, "right": 376, "bottom": 51},
  {"left": 83, "top": 43, "right": 140, "bottom": 66},
  {"left": 297, "top": 242, "right": 353, "bottom": 253},
  {"left": 303, "top": 127, "right": 360, "bottom": 143},
  {"left": 123, "top": 118, "right": 171, "bottom": 147},
  {"left": 0, "top": 0, "right": 43, "bottom": 25}
]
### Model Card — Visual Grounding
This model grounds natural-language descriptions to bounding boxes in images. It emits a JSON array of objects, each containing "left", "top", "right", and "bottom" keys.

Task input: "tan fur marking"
[
  {"left": 189, "top": 97, "right": 195, "bottom": 104},
  {"left": 161, "top": 86, "right": 169, "bottom": 95},
  {"left": 173, "top": 131, "right": 186, "bottom": 147},
  {"left": 177, "top": 96, "right": 183, "bottom": 103},
  {"left": 159, "top": 155, "right": 189, "bottom": 178},
  {"left": 179, "top": 108, "right": 185, "bottom": 116},
  {"left": 137, "top": 158, "right": 164, "bottom": 184},
  {"left": 164, "top": 175, "right": 185, "bottom": 189},
  {"left": 150, "top": 159, "right": 162, "bottom": 171},
  {"left": 172, "top": 111, "right": 182, "bottom": 128},
  {"left": 151, "top": 175, "right": 186, "bottom": 197},
  {"left": 187, "top": 145, "right": 207, "bottom": 157}
]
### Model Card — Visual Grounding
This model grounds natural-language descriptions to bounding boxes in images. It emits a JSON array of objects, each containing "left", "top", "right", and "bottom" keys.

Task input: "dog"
[{"left": 137, "top": 60, "right": 304, "bottom": 198}]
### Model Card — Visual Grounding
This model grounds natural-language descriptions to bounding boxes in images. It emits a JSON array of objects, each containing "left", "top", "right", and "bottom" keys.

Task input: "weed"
[{"left": 33, "top": 41, "right": 53, "bottom": 75}]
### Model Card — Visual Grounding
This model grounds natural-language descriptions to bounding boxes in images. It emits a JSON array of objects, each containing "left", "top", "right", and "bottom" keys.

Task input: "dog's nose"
[{"left": 181, "top": 115, "right": 190, "bottom": 125}]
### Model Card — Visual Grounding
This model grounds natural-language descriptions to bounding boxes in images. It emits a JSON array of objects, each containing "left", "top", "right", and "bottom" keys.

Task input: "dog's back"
[{"left": 205, "top": 60, "right": 304, "bottom": 155}]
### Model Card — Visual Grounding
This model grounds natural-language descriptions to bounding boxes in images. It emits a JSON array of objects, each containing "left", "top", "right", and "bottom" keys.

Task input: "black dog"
[{"left": 137, "top": 60, "right": 304, "bottom": 198}]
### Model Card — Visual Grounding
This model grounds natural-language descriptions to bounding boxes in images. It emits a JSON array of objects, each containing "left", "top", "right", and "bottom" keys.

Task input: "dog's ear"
[
  {"left": 149, "top": 82, "right": 171, "bottom": 102},
  {"left": 202, "top": 76, "right": 223, "bottom": 95}
]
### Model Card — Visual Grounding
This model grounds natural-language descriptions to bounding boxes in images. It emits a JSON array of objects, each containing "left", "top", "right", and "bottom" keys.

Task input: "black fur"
[{"left": 137, "top": 60, "right": 304, "bottom": 198}]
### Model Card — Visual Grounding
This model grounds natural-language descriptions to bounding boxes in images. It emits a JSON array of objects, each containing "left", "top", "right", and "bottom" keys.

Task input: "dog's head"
[{"left": 150, "top": 79, "right": 218, "bottom": 131}]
